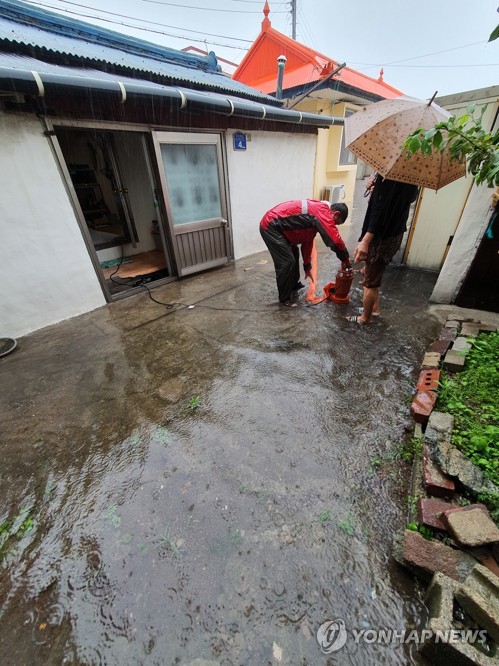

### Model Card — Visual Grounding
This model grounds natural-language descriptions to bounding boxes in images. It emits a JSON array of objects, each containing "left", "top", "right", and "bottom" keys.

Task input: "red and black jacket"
[{"left": 260, "top": 199, "right": 349, "bottom": 269}]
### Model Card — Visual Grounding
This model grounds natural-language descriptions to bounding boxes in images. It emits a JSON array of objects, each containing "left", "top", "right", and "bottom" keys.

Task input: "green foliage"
[
  {"left": 477, "top": 492, "right": 499, "bottom": 524},
  {"left": 318, "top": 509, "right": 332, "bottom": 523},
  {"left": 188, "top": 396, "right": 201, "bottom": 410},
  {"left": 0, "top": 508, "right": 36, "bottom": 558},
  {"left": 338, "top": 515, "right": 356, "bottom": 536},
  {"left": 403, "top": 104, "right": 499, "bottom": 188},
  {"left": 437, "top": 332, "right": 499, "bottom": 487},
  {"left": 490, "top": 25, "right": 499, "bottom": 42},
  {"left": 397, "top": 437, "right": 423, "bottom": 462},
  {"left": 407, "top": 522, "right": 433, "bottom": 540},
  {"left": 104, "top": 504, "right": 121, "bottom": 529}
]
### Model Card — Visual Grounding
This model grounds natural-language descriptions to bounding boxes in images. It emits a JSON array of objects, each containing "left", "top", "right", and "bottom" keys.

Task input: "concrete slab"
[
  {"left": 421, "top": 572, "right": 496, "bottom": 666},
  {"left": 457, "top": 565, "right": 499, "bottom": 643}
]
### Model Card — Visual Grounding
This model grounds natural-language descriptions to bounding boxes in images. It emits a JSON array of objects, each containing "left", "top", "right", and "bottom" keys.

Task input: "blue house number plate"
[{"left": 233, "top": 132, "right": 247, "bottom": 151}]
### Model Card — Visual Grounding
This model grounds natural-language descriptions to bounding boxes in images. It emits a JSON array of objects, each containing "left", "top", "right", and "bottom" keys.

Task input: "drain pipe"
[
  {"left": 275, "top": 55, "right": 287, "bottom": 100},
  {"left": 0, "top": 66, "right": 345, "bottom": 126}
]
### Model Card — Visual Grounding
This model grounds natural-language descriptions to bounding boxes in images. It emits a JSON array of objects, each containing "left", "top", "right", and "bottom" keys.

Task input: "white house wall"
[
  {"left": 226, "top": 130, "right": 316, "bottom": 259},
  {"left": 405, "top": 179, "right": 471, "bottom": 270},
  {"left": 0, "top": 111, "right": 105, "bottom": 338},
  {"left": 404, "top": 92, "right": 497, "bottom": 272}
]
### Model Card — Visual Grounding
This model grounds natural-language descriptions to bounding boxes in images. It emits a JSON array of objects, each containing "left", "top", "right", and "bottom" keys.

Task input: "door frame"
[
  {"left": 151, "top": 130, "right": 233, "bottom": 276},
  {"left": 42, "top": 117, "right": 177, "bottom": 301}
]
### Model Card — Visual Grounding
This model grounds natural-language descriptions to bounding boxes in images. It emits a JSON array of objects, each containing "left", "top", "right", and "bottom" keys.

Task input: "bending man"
[{"left": 259, "top": 199, "right": 351, "bottom": 306}]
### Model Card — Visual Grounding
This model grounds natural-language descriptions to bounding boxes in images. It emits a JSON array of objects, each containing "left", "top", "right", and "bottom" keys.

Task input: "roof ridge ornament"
[{"left": 262, "top": 1, "right": 271, "bottom": 30}]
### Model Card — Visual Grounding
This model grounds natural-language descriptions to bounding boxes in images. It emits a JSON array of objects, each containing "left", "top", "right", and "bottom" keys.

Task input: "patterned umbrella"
[{"left": 344, "top": 95, "right": 466, "bottom": 190}]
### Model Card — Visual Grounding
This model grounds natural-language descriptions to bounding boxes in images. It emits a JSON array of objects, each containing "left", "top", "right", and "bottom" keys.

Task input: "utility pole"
[{"left": 290, "top": 0, "right": 296, "bottom": 40}]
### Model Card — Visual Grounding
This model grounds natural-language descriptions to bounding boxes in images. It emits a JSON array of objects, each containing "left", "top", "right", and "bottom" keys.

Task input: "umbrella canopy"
[{"left": 344, "top": 96, "right": 466, "bottom": 190}]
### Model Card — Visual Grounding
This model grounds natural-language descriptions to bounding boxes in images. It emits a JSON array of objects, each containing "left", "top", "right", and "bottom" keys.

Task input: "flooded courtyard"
[{"left": 0, "top": 247, "right": 442, "bottom": 665}]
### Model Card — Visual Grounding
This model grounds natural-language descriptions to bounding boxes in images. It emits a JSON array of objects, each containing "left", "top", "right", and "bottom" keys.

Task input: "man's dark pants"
[{"left": 260, "top": 226, "right": 300, "bottom": 302}]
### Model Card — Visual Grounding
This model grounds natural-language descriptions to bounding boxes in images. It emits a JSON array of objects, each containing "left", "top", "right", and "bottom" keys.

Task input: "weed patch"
[{"left": 437, "top": 332, "right": 499, "bottom": 487}]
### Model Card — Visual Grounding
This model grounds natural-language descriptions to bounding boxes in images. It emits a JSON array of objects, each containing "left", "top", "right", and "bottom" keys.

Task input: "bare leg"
[{"left": 360, "top": 286, "right": 379, "bottom": 323}]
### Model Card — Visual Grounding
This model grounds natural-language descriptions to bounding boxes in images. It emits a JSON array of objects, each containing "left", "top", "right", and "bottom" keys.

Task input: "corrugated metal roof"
[
  {"left": 0, "top": 53, "right": 345, "bottom": 128},
  {"left": 0, "top": 51, "right": 264, "bottom": 101},
  {"left": 0, "top": 2, "right": 277, "bottom": 103}
]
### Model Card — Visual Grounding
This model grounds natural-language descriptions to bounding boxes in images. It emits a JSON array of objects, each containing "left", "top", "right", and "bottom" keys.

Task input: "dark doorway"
[
  {"left": 55, "top": 126, "right": 174, "bottom": 296},
  {"left": 455, "top": 202, "right": 499, "bottom": 313}
]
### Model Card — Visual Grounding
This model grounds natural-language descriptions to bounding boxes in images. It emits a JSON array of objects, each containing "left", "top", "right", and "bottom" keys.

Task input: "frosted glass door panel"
[{"left": 161, "top": 144, "right": 222, "bottom": 226}]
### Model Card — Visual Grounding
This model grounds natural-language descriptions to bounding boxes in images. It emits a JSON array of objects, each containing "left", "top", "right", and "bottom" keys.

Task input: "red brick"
[
  {"left": 427, "top": 339, "right": 452, "bottom": 356},
  {"left": 417, "top": 498, "right": 455, "bottom": 530},
  {"left": 416, "top": 369, "right": 440, "bottom": 392},
  {"left": 402, "top": 530, "right": 477, "bottom": 582},
  {"left": 410, "top": 390, "right": 437, "bottom": 424},
  {"left": 422, "top": 444, "right": 455, "bottom": 498}
]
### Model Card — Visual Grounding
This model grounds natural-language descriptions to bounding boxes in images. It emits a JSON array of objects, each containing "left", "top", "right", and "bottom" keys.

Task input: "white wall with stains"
[
  {"left": 0, "top": 111, "right": 106, "bottom": 338},
  {"left": 226, "top": 130, "right": 317, "bottom": 259}
]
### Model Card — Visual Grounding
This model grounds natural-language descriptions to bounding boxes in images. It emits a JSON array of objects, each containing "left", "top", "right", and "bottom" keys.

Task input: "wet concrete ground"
[{"left": 1, "top": 187, "right": 446, "bottom": 665}]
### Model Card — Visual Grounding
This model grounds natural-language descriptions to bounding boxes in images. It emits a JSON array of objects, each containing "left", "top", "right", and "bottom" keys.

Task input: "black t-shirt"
[{"left": 360, "top": 176, "right": 419, "bottom": 242}]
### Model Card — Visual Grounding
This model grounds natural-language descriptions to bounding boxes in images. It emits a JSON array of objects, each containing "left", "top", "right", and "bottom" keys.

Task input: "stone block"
[
  {"left": 428, "top": 411, "right": 454, "bottom": 440},
  {"left": 422, "top": 352, "right": 441, "bottom": 369},
  {"left": 432, "top": 440, "right": 499, "bottom": 496},
  {"left": 460, "top": 323, "right": 481, "bottom": 338},
  {"left": 445, "top": 320, "right": 461, "bottom": 329},
  {"left": 418, "top": 497, "right": 455, "bottom": 530},
  {"left": 423, "top": 444, "right": 456, "bottom": 498},
  {"left": 442, "top": 508, "right": 499, "bottom": 548},
  {"left": 414, "top": 422, "right": 424, "bottom": 439},
  {"left": 477, "top": 323, "right": 498, "bottom": 333},
  {"left": 440, "top": 327, "right": 458, "bottom": 342},
  {"left": 402, "top": 530, "right": 477, "bottom": 582},
  {"left": 420, "top": 572, "right": 495, "bottom": 666},
  {"left": 457, "top": 564, "right": 499, "bottom": 643},
  {"left": 453, "top": 336, "right": 473, "bottom": 353},
  {"left": 411, "top": 390, "right": 437, "bottom": 424},
  {"left": 443, "top": 350, "right": 467, "bottom": 372},
  {"left": 428, "top": 338, "right": 453, "bottom": 356},
  {"left": 416, "top": 368, "right": 440, "bottom": 392}
]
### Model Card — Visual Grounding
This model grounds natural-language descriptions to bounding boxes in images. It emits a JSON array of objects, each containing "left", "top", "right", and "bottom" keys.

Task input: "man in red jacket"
[{"left": 259, "top": 199, "right": 351, "bottom": 305}]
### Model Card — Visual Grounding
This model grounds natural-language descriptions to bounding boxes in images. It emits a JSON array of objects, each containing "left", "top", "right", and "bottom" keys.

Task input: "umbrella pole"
[{"left": 428, "top": 91, "right": 438, "bottom": 106}]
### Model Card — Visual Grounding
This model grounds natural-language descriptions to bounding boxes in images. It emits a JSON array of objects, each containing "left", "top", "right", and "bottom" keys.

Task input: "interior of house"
[{"left": 55, "top": 127, "right": 173, "bottom": 295}]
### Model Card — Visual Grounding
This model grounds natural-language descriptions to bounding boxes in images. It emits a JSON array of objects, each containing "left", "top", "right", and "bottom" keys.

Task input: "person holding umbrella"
[
  {"left": 348, "top": 174, "right": 418, "bottom": 323},
  {"left": 343, "top": 94, "right": 467, "bottom": 323}
]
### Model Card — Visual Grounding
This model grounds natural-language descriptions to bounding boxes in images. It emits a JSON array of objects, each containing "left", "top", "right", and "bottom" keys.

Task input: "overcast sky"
[{"left": 25, "top": 0, "right": 498, "bottom": 99}]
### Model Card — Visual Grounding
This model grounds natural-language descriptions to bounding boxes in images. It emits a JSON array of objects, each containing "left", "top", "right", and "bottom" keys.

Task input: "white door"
[{"left": 153, "top": 131, "right": 231, "bottom": 276}]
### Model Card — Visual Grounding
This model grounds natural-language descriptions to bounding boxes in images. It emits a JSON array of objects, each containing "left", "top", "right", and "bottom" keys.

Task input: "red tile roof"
[{"left": 234, "top": 4, "right": 402, "bottom": 100}]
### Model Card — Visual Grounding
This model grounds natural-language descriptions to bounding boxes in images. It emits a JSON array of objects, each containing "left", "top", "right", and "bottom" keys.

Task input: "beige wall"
[
  {"left": 405, "top": 92, "right": 497, "bottom": 271},
  {"left": 297, "top": 99, "right": 359, "bottom": 224}
]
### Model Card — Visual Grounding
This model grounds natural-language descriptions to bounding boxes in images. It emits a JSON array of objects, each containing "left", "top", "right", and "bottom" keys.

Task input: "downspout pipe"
[{"left": 0, "top": 67, "right": 345, "bottom": 127}]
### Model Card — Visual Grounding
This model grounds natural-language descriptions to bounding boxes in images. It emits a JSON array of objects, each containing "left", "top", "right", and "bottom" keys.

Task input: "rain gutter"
[{"left": 0, "top": 66, "right": 344, "bottom": 128}]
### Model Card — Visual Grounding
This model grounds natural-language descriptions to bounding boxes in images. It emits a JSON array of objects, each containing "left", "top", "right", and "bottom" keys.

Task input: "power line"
[
  {"left": 27, "top": 1, "right": 253, "bottom": 49},
  {"left": 353, "top": 39, "right": 488, "bottom": 72},
  {"left": 362, "top": 63, "right": 499, "bottom": 68},
  {"left": 139, "top": 0, "right": 286, "bottom": 13},
  {"left": 29, "top": 0, "right": 253, "bottom": 42}
]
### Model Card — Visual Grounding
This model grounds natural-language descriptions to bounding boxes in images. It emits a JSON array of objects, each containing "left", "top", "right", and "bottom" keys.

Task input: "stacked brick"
[{"left": 394, "top": 315, "right": 499, "bottom": 664}]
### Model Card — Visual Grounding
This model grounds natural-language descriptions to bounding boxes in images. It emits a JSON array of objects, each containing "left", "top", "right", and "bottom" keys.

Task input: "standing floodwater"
[{"left": 0, "top": 246, "right": 440, "bottom": 664}]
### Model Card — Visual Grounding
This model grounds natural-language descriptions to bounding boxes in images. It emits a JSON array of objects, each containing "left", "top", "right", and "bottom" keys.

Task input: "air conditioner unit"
[{"left": 321, "top": 184, "right": 345, "bottom": 204}]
